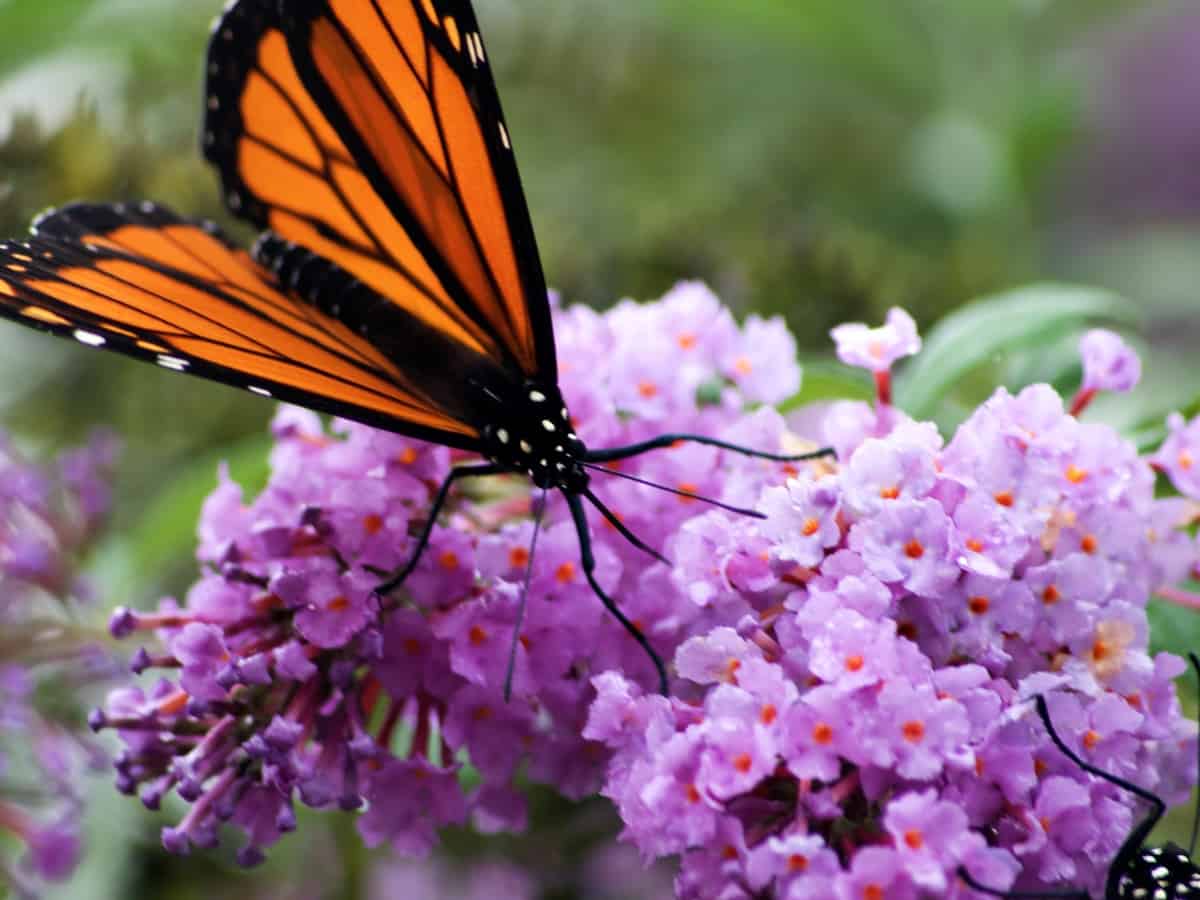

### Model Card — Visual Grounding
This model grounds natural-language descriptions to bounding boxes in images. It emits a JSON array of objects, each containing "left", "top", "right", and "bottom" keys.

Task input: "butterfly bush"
[
  {"left": 96, "top": 288, "right": 1198, "bottom": 897},
  {"left": 0, "top": 431, "right": 117, "bottom": 898}
]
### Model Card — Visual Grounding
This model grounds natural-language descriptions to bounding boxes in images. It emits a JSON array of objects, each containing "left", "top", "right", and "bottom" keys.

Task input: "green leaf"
[
  {"left": 782, "top": 361, "right": 874, "bottom": 411},
  {"left": 894, "top": 283, "right": 1138, "bottom": 419}
]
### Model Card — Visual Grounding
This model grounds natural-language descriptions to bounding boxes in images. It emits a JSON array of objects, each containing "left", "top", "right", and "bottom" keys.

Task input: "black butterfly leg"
[
  {"left": 566, "top": 492, "right": 669, "bottom": 695},
  {"left": 373, "top": 462, "right": 503, "bottom": 595},
  {"left": 1189, "top": 652, "right": 1200, "bottom": 856},
  {"left": 955, "top": 867, "right": 1089, "bottom": 899},
  {"left": 1033, "top": 695, "right": 1163, "bottom": 899},
  {"left": 582, "top": 487, "right": 669, "bottom": 566},
  {"left": 584, "top": 433, "right": 833, "bottom": 464}
]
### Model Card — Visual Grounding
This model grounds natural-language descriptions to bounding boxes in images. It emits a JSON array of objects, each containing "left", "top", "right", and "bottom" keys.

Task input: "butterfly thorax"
[
  {"left": 1117, "top": 844, "right": 1200, "bottom": 898},
  {"left": 476, "top": 380, "right": 589, "bottom": 491}
]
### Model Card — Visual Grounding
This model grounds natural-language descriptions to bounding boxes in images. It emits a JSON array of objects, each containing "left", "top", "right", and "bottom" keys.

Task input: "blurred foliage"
[{"left": 1, "top": 0, "right": 1199, "bottom": 897}]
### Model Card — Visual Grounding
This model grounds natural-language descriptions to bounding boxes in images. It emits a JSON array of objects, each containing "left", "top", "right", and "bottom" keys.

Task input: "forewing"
[
  {"left": 0, "top": 202, "right": 484, "bottom": 449},
  {"left": 203, "top": 0, "right": 554, "bottom": 380}
]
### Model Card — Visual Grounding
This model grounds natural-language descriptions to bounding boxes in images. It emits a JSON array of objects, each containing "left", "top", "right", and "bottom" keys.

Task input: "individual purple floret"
[{"left": 1071, "top": 328, "right": 1142, "bottom": 415}]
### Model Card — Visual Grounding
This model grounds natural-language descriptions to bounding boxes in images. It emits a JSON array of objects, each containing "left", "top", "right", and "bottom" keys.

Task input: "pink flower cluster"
[{"left": 586, "top": 320, "right": 1199, "bottom": 897}]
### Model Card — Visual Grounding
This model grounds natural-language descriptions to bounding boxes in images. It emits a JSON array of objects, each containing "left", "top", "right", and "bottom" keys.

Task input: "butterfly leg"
[
  {"left": 954, "top": 866, "right": 1089, "bottom": 899},
  {"left": 566, "top": 492, "right": 669, "bottom": 695},
  {"left": 584, "top": 434, "right": 834, "bottom": 464},
  {"left": 582, "top": 487, "right": 669, "bottom": 566},
  {"left": 1189, "top": 652, "right": 1200, "bottom": 856},
  {"left": 373, "top": 462, "right": 504, "bottom": 596},
  {"left": 1033, "top": 694, "right": 1164, "bottom": 899}
]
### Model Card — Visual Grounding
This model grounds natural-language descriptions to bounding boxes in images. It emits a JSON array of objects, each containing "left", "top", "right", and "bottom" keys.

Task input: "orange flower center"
[
  {"left": 904, "top": 539, "right": 924, "bottom": 559},
  {"left": 637, "top": 380, "right": 658, "bottom": 398},
  {"left": 328, "top": 594, "right": 349, "bottom": 612},
  {"left": 362, "top": 513, "right": 384, "bottom": 535},
  {"left": 509, "top": 546, "right": 530, "bottom": 568},
  {"left": 1066, "top": 464, "right": 1088, "bottom": 484},
  {"left": 1080, "top": 534, "right": 1097, "bottom": 554},
  {"left": 468, "top": 625, "right": 488, "bottom": 646},
  {"left": 994, "top": 490, "right": 1014, "bottom": 507},
  {"left": 904, "top": 829, "right": 924, "bottom": 850},
  {"left": 555, "top": 561, "right": 576, "bottom": 583},
  {"left": 902, "top": 720, "right": 925, "bottom": 743},
  {"left": 760, "top": 704, "right": 777, "bottom": 725},
  {"left": 801, "top": 517, "right": 820, "bottom": 537},
  {"left": 438, "top": 550, "right": 459, "bottom": 570},
  {"left": 879, "top": 485, "right": 900, "bottom": 500},
  {"left": 968, "top": 595, "right": 990, "bottom": 615},
  {"left": 787, "top": 854, "right": 809, "bottom": 873},
  {"left": 1041, "top": 584, "right": 1061, "bottom": 605},
  {"left": 845, "top": 654, "right": 864, "bottom": 673},
  {"left": 812, "top": 722, "right": 833, "bottom": 745},
  {"left": 733, "top": 753, "right": 752, "bottom": 774}
]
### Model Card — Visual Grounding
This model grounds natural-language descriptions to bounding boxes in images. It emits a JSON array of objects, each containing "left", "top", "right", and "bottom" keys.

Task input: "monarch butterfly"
[
  {"left": 0, "top": 0, "right": 827, "bottom": 693},
  {"left": 961, "top": 653, "right": 1200, "bottom": 899}
]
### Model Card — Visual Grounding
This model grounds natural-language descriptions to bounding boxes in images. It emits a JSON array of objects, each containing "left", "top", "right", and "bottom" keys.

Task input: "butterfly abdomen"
[
  {"left": 1119, "top": 844, "right": 1200, "bottom": 898},
  {"left": 253, "top": 233, "right": 376, "bottom": 328}
]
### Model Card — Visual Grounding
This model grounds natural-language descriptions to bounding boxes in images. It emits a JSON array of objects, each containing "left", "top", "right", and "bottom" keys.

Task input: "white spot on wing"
[
  {"left": 541, "top": 419, "right": 555, "bottom": 432},
  {"left": 73, "top": 330, "right": 105, "bottom": 347},
  {"left": 156, "top": 355, "right": 189, "bottom": 371},
  {"left": 248, "top": 386, "right": 271, "bottom": 397},
  {"left": 498, "top": 122, "right": 510, "bottom": 149}
]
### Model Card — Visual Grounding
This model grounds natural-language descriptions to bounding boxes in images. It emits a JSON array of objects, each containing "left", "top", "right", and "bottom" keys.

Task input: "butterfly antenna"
[
  {"left": 1189, "top": 652, "right": 1200, "bottom": 856},
  {"left": 566, "top": 492, "right": 668, "bottom": 695},
  {"left": 502, "top": 490, "right": 547, "bottom": 701},
  {"left": 581, "top": 487, "right": 669, "bottom": 566},
  {"left": 584, "top": 433, "right": 835, "bottom": 465},
  {"left": 1034, "top": 694, "right": 1166, "bottom": 899},
  {"left": 579, "top": 461, "right": 764, "bottom": 519}
]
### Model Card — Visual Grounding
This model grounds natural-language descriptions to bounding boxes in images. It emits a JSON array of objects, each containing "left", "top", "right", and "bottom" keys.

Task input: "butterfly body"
[
  {"left": 253, "top": 231, "right": 589, "bottom": 490},
  {"left": 1117, "top": 844, "right": 1200, "bottom": 899}
]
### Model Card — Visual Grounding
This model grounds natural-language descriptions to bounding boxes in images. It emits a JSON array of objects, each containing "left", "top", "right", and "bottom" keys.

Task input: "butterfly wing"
[
  {"left": 203, "top": 0, "right": 554, "bottom": 383},
  {"left": 0, "top": 202, "right": 489, "bottom": 450}
]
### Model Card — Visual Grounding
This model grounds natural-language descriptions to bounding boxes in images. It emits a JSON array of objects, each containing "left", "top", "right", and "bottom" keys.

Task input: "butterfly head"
[{"left": 479, "top": 381, "right": 589, "bottom": 492}]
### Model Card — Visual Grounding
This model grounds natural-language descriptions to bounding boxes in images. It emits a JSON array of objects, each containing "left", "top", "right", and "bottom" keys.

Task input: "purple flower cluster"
[
  {"left": 0, "top": 431, "right": 117, "bottom": 897},
  {"left": 94, "top": 287, "right": 1200, "bottom": 897},
  {"left": 97, "top": 282, "right": 810, "bottom": 864},
  {"left": 585, "top": 320, "right": 1199, "bottom": 897}
]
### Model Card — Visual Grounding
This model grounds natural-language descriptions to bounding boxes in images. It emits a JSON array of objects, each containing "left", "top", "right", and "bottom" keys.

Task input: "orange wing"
[
  {"left": 203, "top": 0, "right": 554, "bottom": 382},
  {"left": 0, "top": 202, "right": 486, "bottom": 450}
]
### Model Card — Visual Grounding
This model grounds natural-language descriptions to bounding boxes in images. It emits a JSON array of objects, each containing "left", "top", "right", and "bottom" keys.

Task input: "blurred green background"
[{"left": 3, "top": 0, "right": 1200, "bottom": 897}]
